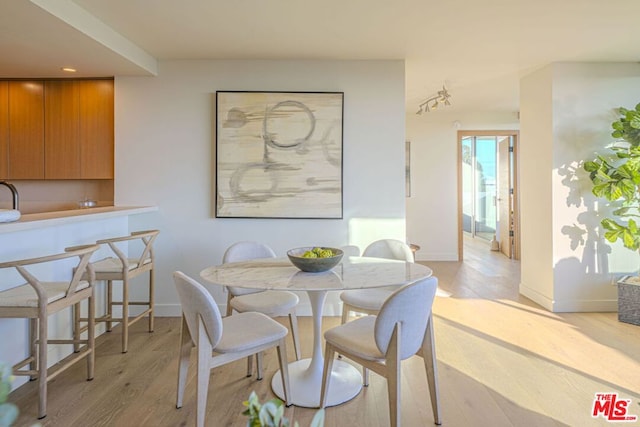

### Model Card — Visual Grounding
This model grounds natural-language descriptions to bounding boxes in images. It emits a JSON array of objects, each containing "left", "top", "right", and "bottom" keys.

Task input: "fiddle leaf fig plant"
[{"left": 585, "top": 103, "right": 640, "bottom": 251}]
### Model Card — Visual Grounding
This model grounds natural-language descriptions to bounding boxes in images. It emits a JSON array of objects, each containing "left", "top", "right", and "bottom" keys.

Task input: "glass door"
[{"left": 462, "top": 136, "right": 497, "bottom": 240}]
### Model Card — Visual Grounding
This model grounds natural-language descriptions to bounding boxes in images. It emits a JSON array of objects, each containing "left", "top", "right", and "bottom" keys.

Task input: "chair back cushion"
[
  {"left": 223, "top": 242, "right": 276, "bottom": 296},
  {"left": 374, "top": 277, "right": 438, "bottom": 359},
  {"left": 363, "top": 239, "right": 414, "bottom": 262},
  {"left": 173, "top": 271, "right": 223, "bottom": 347}
]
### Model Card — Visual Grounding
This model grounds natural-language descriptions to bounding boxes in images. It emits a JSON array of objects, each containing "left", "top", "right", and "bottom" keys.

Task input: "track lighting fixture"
[{"left": 416, "top": 85, "right": 452, "bottom": 114}]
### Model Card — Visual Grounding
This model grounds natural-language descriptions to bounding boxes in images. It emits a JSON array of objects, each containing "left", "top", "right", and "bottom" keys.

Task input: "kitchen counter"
[{"left": 0, "top": 205, "right": 157, "bottom": 234}]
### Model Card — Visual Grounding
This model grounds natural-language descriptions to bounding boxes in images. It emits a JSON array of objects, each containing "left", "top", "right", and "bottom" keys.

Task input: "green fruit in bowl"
[{"left": 302, "top": 250, "right": 318, "bottom": 258}]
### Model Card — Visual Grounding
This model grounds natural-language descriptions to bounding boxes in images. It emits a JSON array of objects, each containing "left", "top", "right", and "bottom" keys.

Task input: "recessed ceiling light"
[{"left": 61, "top": 67, "right": 77, "bottom": 73}]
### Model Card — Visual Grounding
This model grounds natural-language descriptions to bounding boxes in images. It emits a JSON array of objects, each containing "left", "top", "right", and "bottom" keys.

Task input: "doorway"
[{"left": 457, "top": 131, "right": 519, "bottom": 260}]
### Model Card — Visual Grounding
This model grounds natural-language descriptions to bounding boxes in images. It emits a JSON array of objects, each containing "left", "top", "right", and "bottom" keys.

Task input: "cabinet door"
[
  {"left": 0, "top": 81, "right": 7, "bottom": 179},
  {"left": 8, "top": 81, "right": 44, "bottom": 179},
  {"left": 45, "top": 80, "right": 80, "bottom": 179},
  {"left": 79, "top": 80, "right": 113, "bottom": 179}
]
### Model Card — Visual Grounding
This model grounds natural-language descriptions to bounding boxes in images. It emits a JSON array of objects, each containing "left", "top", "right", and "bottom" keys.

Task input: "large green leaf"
[{"left": 583, "top": 161, "right": 599, "bottom": 172}]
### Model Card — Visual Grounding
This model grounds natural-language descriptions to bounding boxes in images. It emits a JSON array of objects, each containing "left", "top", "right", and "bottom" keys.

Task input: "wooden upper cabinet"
[
  {"left": 8, "top": 81, "right": 44, "bottom": 179},
  {"left": 2, "top": 79, "right": 113, "bottom": 180},
  {"left": 79, "top": 80, "right": 114, "bottom": 179},
  {"left": 45, "top": 80, "right": 81, "bottom": 179},
  {"left": 0, "top": 81, "right": 8, "bottom": 179}
]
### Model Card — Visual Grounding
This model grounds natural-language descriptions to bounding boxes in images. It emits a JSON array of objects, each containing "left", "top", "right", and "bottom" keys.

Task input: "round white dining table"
[{"left": 200, "top": 255, "right": 432, "bottom": 408}]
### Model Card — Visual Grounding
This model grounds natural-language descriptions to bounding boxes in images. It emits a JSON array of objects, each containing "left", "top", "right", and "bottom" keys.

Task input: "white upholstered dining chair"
[
  {"left": 0, "top": 244, "right": 100, "bottom": 420},
  {"left": 223, "top": 241, "right": 301, "bottom": 373},
  {"left": 320, "top": 277, "right": 441, "bottom": 427},
  {"left": 339, "top": 239, "right": 414, "bottom": 324},
  {"left": 173, "top": 271, "right": 291, "bottom": 427}
]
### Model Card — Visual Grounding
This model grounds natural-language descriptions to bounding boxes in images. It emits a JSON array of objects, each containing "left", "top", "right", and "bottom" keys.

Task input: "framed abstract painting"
[{"left": 215, "top": 91, "right": 344, "bottom": 218}]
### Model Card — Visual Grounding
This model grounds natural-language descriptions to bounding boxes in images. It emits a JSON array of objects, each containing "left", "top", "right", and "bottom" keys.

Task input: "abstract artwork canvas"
[{"left": 216, "top": 91, "right": 343, "bottom": 218}]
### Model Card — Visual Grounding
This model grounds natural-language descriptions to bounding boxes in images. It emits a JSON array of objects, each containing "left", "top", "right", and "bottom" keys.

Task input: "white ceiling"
[{"left": 2, "top": 0, "right": 640, "bottom": 114}]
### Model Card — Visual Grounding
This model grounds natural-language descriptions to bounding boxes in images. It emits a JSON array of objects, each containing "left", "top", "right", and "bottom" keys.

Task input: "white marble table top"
[{"left": 200, "top": 256, "right": 432, "bottom": 291}]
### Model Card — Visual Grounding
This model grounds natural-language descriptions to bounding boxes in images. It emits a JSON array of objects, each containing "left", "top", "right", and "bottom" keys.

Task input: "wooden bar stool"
[
  {"left": 0, "top": 244, "right": 100, "bottom": 420},
  {"left": 81, "top": 230, "right": 159, "bottom": 353}
]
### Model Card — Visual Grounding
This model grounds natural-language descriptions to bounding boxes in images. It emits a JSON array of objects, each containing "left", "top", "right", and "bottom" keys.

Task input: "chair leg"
[
  {"left": 148, "top": 267, "right": 155, "bottom": 333},
  {"left": 386, "top": 323, "right": 401, "bottom": 427},
  {"left": 196, "top": 320, "right": 212, "bottom": 427},
  {"left": 288, "top": 311, "right": 301, "bottom": 361},
  {"left": 363, "top": 367, "right": 370, "bottom": 387},
  {"left": 73, "top": 302, "right": 81, "bottom": 353},
  {"left": 176, "top": 316, "right": 192, "bottom": 409},
  {"left": 87, "top": 294, "right": 95, "bottom": 381},
  {"left": 29, "top": 318, "right": 37, "bottom": 381},
  {"left": 246, "top": 355, "right": 253, "bottom": 378},
  {"left": 276, "top": 339, "right": 291, "bottom": 406},
  {"left": 37, "top": 311, "right": 48, "bottom": 419},
  {"left": 422, "top": 315, "right": 441, "bottom": 425},
  {"left": 319, "top": 343, "right": 336, "bottom": 408},
  {"left": 122, "top": 277, "right": 129, "bottom": 353},
  {"left": 106, "top": 280, "right": 113, "bottom": 332},
  {"left": 225, "top": 292, "right": 233, "bottom": 317},
  {"left": 340, "top": 304, "right": 349, "bottom": 324},
  {"left": 256, "top": 352, "right": 263, "bottom": 380}
]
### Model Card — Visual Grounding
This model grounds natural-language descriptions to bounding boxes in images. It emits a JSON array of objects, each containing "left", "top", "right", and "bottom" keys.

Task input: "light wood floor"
[{"left": 10, "top": 238, "right": 640, "bottom": 426}]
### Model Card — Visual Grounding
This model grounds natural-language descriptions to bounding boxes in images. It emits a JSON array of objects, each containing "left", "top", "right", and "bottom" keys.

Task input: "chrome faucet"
[{"left": 0, "top": 181, "right": 19, "bottom": 210}]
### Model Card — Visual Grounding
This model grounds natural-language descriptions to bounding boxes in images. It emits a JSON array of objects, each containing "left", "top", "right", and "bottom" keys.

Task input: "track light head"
[{"left": 416, "top": 84, "right": 452, "bottom": 114}]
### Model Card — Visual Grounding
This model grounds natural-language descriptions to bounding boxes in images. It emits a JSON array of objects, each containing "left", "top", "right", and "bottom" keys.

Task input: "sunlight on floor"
[{"left": 432, "top": 297, "right": 640, "bottom": 426}]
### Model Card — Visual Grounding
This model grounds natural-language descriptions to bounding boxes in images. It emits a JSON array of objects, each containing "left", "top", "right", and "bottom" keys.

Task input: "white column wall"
[
  {"left": 116, "top": 59, "right": 407, "bottom": 316},
  {"left": 521, "top": 62, "right": 640, "bottom": 311},
  {"left": 519, "top": 65, "right": 556, "bottom": 309}
]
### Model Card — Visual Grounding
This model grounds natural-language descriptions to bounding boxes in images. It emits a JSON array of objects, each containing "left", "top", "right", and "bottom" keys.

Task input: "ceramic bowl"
[{"left": 287, "top": 247, "right": 344, "bottom": 273}]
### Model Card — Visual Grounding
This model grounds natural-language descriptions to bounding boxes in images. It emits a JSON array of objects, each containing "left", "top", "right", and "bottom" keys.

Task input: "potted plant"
[{"left": 584, "top": 103, "right": 640, "bottom": 325}]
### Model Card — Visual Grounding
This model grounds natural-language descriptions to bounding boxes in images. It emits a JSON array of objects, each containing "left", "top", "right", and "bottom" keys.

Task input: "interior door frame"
[{"left": 457, "top": 130, "right": 520, "bottom": 261}]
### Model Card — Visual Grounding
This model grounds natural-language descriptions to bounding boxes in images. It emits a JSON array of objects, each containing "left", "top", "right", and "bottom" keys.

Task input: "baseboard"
[
  {"left": 520, "top": 283, "right": 618, "bottom": 312},
  {"left": 519, "top": 283, "right": 554, "bottom": 311},
  {"left": 416, "top": 252, "right": 459, "bottom": 262}
]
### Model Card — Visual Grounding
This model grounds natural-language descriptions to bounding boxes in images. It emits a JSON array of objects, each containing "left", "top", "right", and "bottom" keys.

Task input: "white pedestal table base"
[{"left": 271, "top": 358, "right": 362, "bottom": 408}]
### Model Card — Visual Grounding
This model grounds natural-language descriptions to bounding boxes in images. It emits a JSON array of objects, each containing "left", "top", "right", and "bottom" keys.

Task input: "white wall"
[
  {"left": 406, "top": 111, "right": 518, "bottom": 261},
  {"left": 116, "top": 59, "right": 407, "bottom": 315},
  {"left": 519, "top": 65, "right": 555, "bottom": 308},
  {"left": 521, "top": 62, "right": 640, "bottom": 311}
]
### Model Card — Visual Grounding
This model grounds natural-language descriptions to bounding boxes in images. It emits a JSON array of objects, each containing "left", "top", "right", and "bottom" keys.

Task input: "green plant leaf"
[
  {"left": 310, "top": 409, "right": 325, "bottom": 427},
  {"left": 619, "top": 178, "right": 637, "bottom": 200},
  {"left": 583, "top": 161, "right": 599, "bottom": 172},
  {"left": 623, "top": 229, "right": 639, "bottom": 249}
]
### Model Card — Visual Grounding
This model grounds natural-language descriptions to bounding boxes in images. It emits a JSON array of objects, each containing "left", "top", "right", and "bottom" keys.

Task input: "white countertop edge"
[{"left": 0, "top": 206, "right": 158, "bottom": 234}]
